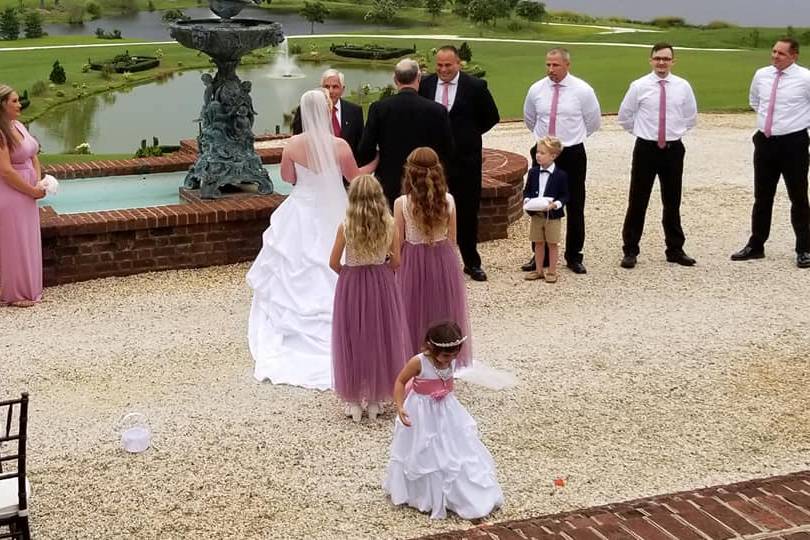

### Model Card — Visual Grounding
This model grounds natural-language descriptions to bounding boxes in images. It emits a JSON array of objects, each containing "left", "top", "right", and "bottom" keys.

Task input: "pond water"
[
  {"left": 544, "top": 0, "right": 809, "bottom": 27},
  {"left": 43, "top": 8, "right": 393, "bottom": 40},
  {"left": 29, "top": 63, "right": 392, "bottom": 154},
  {"left": 40, "top": 163, "right": 287, "bottom": 213}
]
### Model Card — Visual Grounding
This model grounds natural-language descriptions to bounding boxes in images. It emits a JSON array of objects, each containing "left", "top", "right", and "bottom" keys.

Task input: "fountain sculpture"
[{"left": 170, "top": 0, "right": 284, "bottom": 198}]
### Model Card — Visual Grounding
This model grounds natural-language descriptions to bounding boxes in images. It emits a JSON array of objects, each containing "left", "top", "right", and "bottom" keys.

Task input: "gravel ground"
[{"left": 2, "top": 113, "right": 809, "bottom": 539}]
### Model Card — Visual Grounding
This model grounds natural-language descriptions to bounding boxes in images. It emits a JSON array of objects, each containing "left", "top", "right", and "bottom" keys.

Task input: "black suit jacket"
[
  {"left": 523, "top": 165, "right": 569, "bottom": 220},
  {"left": 357, "top": 88, "right": 453, "bottom": 205},
  {"left": 292, "top": 98, "right": 364, "bottom": 159},
  {"left": 418, "top": 72, "right": 499, "bottom": 184}
]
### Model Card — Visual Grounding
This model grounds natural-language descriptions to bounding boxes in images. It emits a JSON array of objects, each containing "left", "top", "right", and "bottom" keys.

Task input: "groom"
[{"left": 359, "top": 58, "right": 454, "bottom": 206}]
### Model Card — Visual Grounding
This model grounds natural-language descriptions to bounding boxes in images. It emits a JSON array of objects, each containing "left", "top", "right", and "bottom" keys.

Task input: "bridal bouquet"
[{"left": 37, "top": 174, "right": 59, "bottom": 196}]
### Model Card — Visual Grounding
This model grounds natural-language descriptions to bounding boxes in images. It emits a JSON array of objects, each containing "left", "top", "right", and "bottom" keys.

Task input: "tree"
[
  {"left": 425, "top": 0, "right": 443, "bottom": 19},
  {"left": 300, "top": 1, "right": 329, "bottom": 34},
  {"left": 515, "top": 0, "right": 545, "bottom": 21},
  {"left": 451, "top": 0, "right": 468, "bottom": 16},
  {"left": 0, "top": 8, "right": 20, "bottom": 40},
  {"left": 466, "top": 0, "right": 496, "bottom": 26},
  {"left": 23, "top": 10, "right": 44, "bottom": 38},
  {"left": 458, "top": 41, "right": 472, "bottom": 62},
  {"left": 365, "top": 0, "right": 398, "bottom": 24},
  {"left": 50, "top": 59, "right": 67, "bottom": 84}
]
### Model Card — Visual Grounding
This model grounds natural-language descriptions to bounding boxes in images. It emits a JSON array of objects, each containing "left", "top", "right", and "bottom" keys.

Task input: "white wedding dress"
[{"left": 247, "top": 162, "right": 347, "bottom": 390}]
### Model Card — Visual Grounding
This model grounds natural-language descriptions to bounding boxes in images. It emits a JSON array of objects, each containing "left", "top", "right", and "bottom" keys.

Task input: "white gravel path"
[{"left": 2, "top": 113, "right": 809, "bottom": 539}]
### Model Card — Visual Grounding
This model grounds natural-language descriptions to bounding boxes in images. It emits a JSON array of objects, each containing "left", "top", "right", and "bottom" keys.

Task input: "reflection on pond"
[{"left": 29, "top": 63, "right": 393, "bottom": 154}]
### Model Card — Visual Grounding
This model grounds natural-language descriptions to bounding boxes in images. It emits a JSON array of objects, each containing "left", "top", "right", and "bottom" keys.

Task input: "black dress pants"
[
  {"left": 622, "top": 139, "right": 686, "bottom": 257},
  {"left": 528, "top": 143, "right": 588, "bottom": 264},
  {"left": 749, "top": 129, "right": 810, "bottom": 253},
  {"left": 448, "top": 158, "right": 483, "bottom": 269}
]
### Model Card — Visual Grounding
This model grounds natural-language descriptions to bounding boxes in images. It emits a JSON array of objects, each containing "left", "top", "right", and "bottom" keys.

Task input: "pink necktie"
[
  {"left": 763, "top": 70, "right": 783, "bottom": 138},
  {"left": 657, "top": 79, "right": 667, "bottom": 149},
  {"left": 331, "top": 107, "right": 341, "bottom": 137},
  {"left": 548, "top": 83, "right": 561, "bottom": 136},
  {"left": 441, "top": 81, "right": 450, "bottom": 109}
]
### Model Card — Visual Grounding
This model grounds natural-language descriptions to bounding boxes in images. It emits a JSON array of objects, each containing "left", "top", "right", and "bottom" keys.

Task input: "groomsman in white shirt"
[
  {"left": 731, "top": 37, "right": 810, "bottom": 268},
  {"left": 617, "top": 42, "right": 698, "bottom": 269},
  {"left": 523, "top": 47, "right": 601, "bottom": 274}
]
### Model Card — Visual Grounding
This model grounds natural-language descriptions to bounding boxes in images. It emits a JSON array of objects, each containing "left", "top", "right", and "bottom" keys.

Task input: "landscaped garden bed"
[
  {"left": 329, "top": 43, "right": 416, "bottom": 60},
  {"left": 88, "top": 52, "right": 160, "bottom": 73}
]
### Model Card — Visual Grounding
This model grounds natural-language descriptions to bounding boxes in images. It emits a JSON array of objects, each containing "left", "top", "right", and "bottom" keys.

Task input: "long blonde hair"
[
  {"left": 401, "top": 147, "right": 449, "bottom": 238},
  {"left": 344, "top": 174, "right": 394, "bottom": 260},
  {"left": 0, "top": 84, "right": 18, "bottom": 151}
]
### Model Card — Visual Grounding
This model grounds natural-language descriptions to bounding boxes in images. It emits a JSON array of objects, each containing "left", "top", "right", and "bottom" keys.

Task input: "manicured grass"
[{"left": 38, "top": 152, "right": 133, "bottom": 165}]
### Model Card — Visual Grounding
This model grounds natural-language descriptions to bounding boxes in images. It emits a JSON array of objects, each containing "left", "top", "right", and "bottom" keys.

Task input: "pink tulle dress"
[
  {"left": 0, "top": 120, "right": 42, "bottom": 304},
  {"left": 396, "top": 194, "right": 473, "bottom": 367},
  {"left": 331, "top": 234, "right": 410, "bottom": 403}
]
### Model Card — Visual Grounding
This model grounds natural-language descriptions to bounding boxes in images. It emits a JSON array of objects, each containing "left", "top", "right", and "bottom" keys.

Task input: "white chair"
[{"left": 0, "top": 393, "right": 30, "bottom": 540}]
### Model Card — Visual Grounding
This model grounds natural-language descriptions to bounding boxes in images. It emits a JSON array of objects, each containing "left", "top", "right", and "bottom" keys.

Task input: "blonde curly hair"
[
  {"left": 344, "top": 174, "right": 394, "bottom": 260},
  {"left": 401, "top": 147, "right": 449, "bottom": 239}
]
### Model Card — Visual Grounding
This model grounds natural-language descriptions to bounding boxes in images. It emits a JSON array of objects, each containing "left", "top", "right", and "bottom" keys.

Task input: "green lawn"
[{"left": 38, "top": 152, "right": 133, "bottom": 165}]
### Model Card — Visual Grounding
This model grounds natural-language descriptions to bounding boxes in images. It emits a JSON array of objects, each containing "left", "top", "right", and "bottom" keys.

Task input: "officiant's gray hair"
[
  {"left": 547, "top": 47, "right": 571, "bottom": 62},
  {"left": 320, "top": 68, "right": 345, "bottom": 87},
  {"left": 394, "top": 58, "right": 420, "bottom": 85}
]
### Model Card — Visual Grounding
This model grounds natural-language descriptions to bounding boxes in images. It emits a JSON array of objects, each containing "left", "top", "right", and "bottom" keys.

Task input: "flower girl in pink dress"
[
  {"left": 383, "top": 321, "right": 503, "bottom": 520},
  {"left": 329, "top": 175, "right": 410, "bottom": 422}
]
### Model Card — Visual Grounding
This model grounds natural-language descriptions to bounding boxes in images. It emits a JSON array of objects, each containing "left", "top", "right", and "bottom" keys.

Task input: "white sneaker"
[
  {"left": 367, "top": 403, "right": 380, "bottom": 421},
  {"left": 348, "top": 403, "right": 363, "bottom": 423}
]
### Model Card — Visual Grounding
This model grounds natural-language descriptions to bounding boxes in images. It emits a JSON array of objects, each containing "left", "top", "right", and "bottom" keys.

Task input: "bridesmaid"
[{"left": 0, "top": 84, "right": 46, "bottom": 307}]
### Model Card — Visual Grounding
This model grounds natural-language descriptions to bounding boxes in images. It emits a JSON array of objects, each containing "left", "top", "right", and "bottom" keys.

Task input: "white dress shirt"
[
  {"left": 749, "top": 62, "right": 810, "bottom": 136},
  {"left": 618, "top": 72, "right": 697, "bottom": 141},
  {"left": 433, "top": 72, "right": 459, "bottom": 110},
  {"left": 523, "top": 73, "right": 602, "bottom": 146}
]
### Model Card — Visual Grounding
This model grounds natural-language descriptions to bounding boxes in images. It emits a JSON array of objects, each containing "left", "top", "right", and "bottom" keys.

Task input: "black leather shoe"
[
  {"left": 666, "top": 252, "right": 696, "bottom": 266},
  {"left": 620, "top": 255, "right": 637, "bottom": 269},
  {"left": 798, "top": 252, "right": 810, "bottom": 268},
  {"left": 520, "top": 257, "right": 536, "bottom": 272},
  {"left": 731, "top": 245, "right": 765, "bottom": 261},
  {"left": 464, "top": 266, "right": 488, "bottom": 281},
  {"left": 566, "top": 261, "right": 587, "bottom": 274}
]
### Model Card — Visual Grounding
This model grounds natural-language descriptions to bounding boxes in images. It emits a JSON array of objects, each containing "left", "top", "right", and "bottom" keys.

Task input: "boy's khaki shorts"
[{"left": 529, "top": 215, "right": 562, "bottom": 243}]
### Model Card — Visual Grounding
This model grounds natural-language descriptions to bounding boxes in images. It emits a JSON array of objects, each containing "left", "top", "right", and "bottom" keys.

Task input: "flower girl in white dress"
[{"left": 383, "top": 321, "right": 503, "bottom": 520}]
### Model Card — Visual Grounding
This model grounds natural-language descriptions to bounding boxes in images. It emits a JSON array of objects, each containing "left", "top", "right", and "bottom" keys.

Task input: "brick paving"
[{"left": 414, "top": 471, "right": 810, "bottom": 540}]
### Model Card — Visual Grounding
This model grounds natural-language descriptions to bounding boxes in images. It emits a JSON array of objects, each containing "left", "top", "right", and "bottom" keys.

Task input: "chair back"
[{"left": 0, "top": 393, "right": 28, "bottom": 516}]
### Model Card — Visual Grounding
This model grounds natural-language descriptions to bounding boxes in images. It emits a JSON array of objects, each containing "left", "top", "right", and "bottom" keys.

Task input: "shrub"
[
  {"left": 49, "top": 60, "right": 67, "bottom": 84},
  {"left": 134, "top": 138, "right": 163, "bottom": 158},
  {"left": 20, "top": 89, "right": 30, "bottom": 110},
  {"left": 458, "top": 41, "right": 472, "bottom": 61},
  {"left": 378, "top": 84, "right": 396, "bottom": 99},
  {"left": 289, "top": 42, "right": 302, "bottom": 55},
  {"left": 161, "top": 8, "right": 189, "bottom": 22},
  {"left": 71, "top": 142, "right": 91, "bottom": 154},
  {"left": 30, "top": 80, "right": 48, "bottom": 96},
  {"left": 329, "top": 42, "right": 416, "bottom": 60},
  {"left": 65, "top": 0, "right": 85, "bottom": 23},
  {"left": 85, "top": 1, "right": 101, "bottom": 19},
  {"left": 650, "top": 16, "right": 686, "bottom": 28},
  {"left": 704, "top": 20, "right": 734, "bottom": 29},
  {"left": 0, "top": 7, "right": 20, "bottom": 40},
  {"left": 147, "top": 0, "right": 155, "bottom": 11},
  {"left": 506, "top": 19, "right": 522, "bottom": 31},
  {"left": 100, "top": 63, "right": 115, "bottom": 79},
  {"left": 23, "top": 10, "right": 45, "bottom": 38},
  {"left": 515, "top": 0, "right": 545, "bottom": 21}
]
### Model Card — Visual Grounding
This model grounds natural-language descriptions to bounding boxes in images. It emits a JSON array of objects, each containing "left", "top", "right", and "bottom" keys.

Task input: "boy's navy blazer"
[{"left": 523, "top": 165, "right": 569, "bottom": 220}]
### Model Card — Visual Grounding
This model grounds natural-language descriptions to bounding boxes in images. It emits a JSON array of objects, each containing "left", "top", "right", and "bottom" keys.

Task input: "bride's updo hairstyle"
[
  {"left": 424, "top": 320, "right": 466, "bottom": 358},
  {"left": 401, "top": 146, "right": 449, "bottom": 240},
  {"left": 344, "top": 174, "right": 394, "bottom": 261},
  {"left": 299, "top": 88, "right": 336, "bottom": 173}
]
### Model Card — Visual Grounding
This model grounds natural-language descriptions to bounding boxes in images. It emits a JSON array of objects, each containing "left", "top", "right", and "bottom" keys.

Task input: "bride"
[{"left": 247, "top": 89, "right": 377, "bottom": 390}]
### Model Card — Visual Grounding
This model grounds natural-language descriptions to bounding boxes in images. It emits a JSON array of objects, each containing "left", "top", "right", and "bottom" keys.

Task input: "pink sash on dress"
[{"left": 405, "top": 377, "right": 454, "bottom": 401}]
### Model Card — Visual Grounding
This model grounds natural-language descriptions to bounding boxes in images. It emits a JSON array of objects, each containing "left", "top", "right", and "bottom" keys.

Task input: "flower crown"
[{"left": 428, "top": 335, "right": 467, "bottom": 348}]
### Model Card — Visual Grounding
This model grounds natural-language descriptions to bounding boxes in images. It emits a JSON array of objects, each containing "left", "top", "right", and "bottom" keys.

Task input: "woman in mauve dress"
[{"left": 0, "top": 84, "right": 46, "bottom": 307}]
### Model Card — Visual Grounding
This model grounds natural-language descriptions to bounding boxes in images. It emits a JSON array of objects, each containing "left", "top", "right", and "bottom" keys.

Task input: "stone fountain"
[{"left": 170, "top": 0, "right": 284, "bottom": 198}]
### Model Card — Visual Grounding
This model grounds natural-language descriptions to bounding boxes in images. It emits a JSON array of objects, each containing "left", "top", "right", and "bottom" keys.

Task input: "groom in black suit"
[
  {"left": 419, "top": 45, "right": 500, "bottom": 281},
  {"left": 292, "top": 68, "right": 364, "bottom": 159},
  {"left": 358, "top": 58, "right": 454, "bottom": 207}
]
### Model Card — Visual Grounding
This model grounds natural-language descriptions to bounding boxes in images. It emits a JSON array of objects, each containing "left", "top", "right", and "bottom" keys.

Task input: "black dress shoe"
[
  {"left": 666, "top": 252, "right": 696, "bottom": 266},
  {"left": 798, "top": 252, "right": 810, "bottom": 268},
  {"left": 464, "top": 266, "right": 488, "bottom": 281},
  {"left": 566, "top": 261, "right": 587, "bottom": 274},
  {"left": 520, "top": 257, "right": 536, "bottom": 272},
  {"left": 731, "top": 245, "right": 765, "bottom": 261},
  {"left": 620, "top": 255, "right": 637, "bottom": 269}
]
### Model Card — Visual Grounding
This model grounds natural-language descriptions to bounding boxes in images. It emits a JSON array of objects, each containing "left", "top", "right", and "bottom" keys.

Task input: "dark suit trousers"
[
  {"left": 749, "top": 129, "right": 810, "bottom": 253},
  {"left": 622, "top": 139, "right": 687, "bottom": 257},
  {"left": 449, "top": 158, "right": 482, "bottom": 269},
  {"left": 528, "top": 143, "right": 587, "bottom": 265}
]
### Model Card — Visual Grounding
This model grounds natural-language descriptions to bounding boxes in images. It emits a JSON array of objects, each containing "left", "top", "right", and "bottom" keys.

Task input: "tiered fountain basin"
[{"left": 39, "top": 138, "right": 527, "bottom": 286}]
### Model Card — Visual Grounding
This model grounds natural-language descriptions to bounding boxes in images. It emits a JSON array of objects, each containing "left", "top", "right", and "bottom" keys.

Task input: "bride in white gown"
[{"left": 247, "top": 89, "right": 377, "bottom": 389}]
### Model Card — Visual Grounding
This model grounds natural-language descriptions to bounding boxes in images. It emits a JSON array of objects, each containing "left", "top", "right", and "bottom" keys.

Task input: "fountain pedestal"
[{"left": 170, "top": 16, "right": 284, "bottom": 198}]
